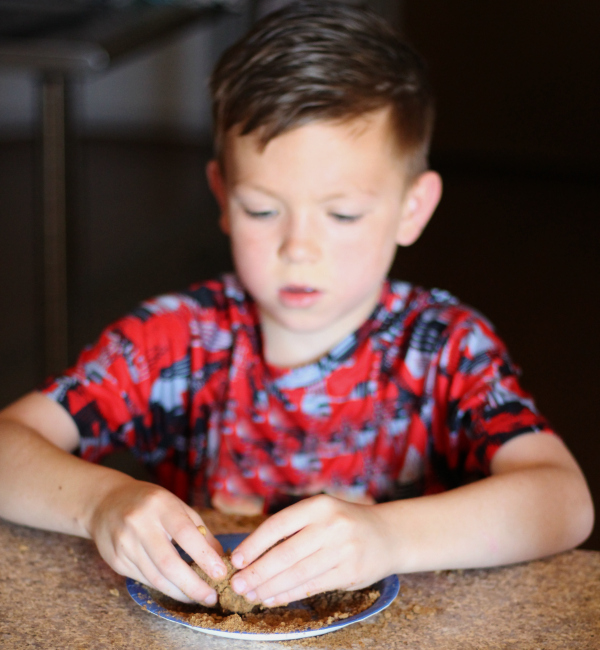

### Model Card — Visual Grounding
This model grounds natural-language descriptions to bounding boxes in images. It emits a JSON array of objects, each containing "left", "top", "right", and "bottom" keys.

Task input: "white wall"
[{"left": 0, "top": 11, "right": 250, "bottom": 140}]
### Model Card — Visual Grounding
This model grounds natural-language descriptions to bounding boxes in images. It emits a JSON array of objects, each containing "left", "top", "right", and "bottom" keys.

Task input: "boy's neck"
[
  {"left": 260, "top": 326, "right": 339, "bottom": 369},
  {"left": 258, "top": 288, "right": 384, "bottom": 369}
]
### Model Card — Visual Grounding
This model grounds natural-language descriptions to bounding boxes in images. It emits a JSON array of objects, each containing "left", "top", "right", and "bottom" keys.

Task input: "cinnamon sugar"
[{"left": 151, "top": 586, "right": 380, "bottom": 634}]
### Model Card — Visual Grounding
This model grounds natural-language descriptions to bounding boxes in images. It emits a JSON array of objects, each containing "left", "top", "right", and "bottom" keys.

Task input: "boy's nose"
[{"left": 278, "top": 216, "right": 320, "bottom": 263}]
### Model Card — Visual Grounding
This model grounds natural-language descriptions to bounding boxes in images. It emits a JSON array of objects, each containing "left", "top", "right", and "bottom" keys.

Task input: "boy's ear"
[
  {"left": 206, "top": 159, "right": 230, "bottom": 235},
  {"left": 396, "top": 170, "right": 443, "bottom": 246}
]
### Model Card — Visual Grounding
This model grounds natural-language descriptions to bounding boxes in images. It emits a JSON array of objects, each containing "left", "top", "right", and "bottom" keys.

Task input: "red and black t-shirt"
[{"left": 41, "top": 274, "right": 550, "bottom": 513}]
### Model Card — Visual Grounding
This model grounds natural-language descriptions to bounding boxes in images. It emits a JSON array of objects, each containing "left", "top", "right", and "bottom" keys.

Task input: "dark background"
[{"left": 0, "top": 1, "right": 598, "bottom": 547}]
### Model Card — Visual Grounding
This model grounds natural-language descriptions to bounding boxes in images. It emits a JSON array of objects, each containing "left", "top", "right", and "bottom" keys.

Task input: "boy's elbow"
[
  {"left": 567, "top": 475, "right": 595, "bottom": 549},
  {"left": 577, "top": 491, "right": 595, "bottom": 547}
]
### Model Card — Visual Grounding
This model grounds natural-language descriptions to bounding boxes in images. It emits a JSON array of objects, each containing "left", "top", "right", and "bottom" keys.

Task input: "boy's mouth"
[{"left": 278, "top": 285, "right": 322, "bottom": 307}]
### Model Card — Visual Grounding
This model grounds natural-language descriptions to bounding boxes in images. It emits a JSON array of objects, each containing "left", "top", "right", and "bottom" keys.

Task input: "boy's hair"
[{"left": 210, "top": 1, "right": 435, "bottom": 178}]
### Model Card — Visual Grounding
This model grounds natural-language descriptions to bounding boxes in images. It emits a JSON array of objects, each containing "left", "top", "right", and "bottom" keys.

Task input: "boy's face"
[{"left": 208, "top": 108, "right": 440, "bottom": 366}]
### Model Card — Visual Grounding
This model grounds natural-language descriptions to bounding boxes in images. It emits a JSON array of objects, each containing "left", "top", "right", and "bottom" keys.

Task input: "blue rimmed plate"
[{"left": 126, "top": 533, "right": 400, "bottom": 641}]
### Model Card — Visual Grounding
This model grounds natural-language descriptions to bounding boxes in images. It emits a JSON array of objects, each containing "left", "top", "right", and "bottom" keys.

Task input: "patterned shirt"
[{"left": 41, "top": 274, "right": 550, "bottom": 513}]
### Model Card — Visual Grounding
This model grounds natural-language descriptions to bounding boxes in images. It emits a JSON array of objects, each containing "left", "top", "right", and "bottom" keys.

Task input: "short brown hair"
[{"left": 210, "top": 1, "right": 435, "bottom": 177}]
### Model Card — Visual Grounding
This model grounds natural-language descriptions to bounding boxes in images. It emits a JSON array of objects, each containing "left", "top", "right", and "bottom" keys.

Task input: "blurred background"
[{"left": 0, "top": 1, "right": 598, "bottom": 547}]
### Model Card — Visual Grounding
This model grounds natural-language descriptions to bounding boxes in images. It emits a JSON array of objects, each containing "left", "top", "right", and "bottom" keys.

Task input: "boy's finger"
[
  {"left": 170, "top": 517, "right": 228, "bottom": 581},
  {"left": 261, "top": 569, "right": 348, "bottom": 609},
  {"left": 141, "top": 536, "right": 219, "bottom": 605},
  {"left": 259, "top": 560, "right": 344, "bottom": 608},
  {"left": 196, "top": 523, "right": 225, "bottom": 556},
  {"left": 239, "top": 543, "right": 375, "bottom": 607},
  {"left": 127, "top": 568, "right": 194, "bottom": 603},
  {"left": 231, "top": 496, "right": 322, "bottom": 569},
  {"left": 238, "top": 546, "right": 327, "bottom": 604},
  {"left": 183, "top": 504, "right": 224, "bottom": 556},
  {"left": 230, "top": 526, "right": 321, "bottom": 597},
  {"left": 127, "top": 540, "right": 216, "bottom": 604},
  {"left": 131, "top": 567, "right": 196, "bottom": 603},
  {"left": 203, "top": 529, "right": 225, "bottom": 556}
]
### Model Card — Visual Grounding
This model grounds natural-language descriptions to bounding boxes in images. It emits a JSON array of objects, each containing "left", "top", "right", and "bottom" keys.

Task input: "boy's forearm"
[
  {"left": 376, "top": 461, "right": 593, "bottom": 575},
  {"left": 0, "top": 418, "right": 134, "bottom": 537},
  {"left": 0, "top": 416, "right": 230, "bottom": 606}
]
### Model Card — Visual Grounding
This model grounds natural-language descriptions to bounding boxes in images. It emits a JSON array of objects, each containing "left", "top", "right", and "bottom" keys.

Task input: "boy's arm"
[
  {"left": 227, "top": 432, "right": 594, "bottom": 607},
  {"left": 0, "top": 392, "right": 227, "bottom": 604}
]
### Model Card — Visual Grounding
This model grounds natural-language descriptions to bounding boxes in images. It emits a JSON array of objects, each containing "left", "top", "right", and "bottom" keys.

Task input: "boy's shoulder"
[
  {"left": 383, "top": 278, "right": 486, "bottom": 327},
  {"left": 128, "top": 274, "right": 251, "bottom": 323},
  {"left": 373, "top": 278, "right": 500, "bottom": 359},
  {"left": 183, "top": 274, "right": 249, "bottom": 310},
  {"left": 76, "top": 275, "right": 254, "bottom": 363},
  {"left": 386, "top": 278, "right": 458, "bottom": 308}
]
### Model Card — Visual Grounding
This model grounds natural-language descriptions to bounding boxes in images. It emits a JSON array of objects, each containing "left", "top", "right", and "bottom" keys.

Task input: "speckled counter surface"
[{"left": 1, "top": 516, "right": 599, "bottom": 650}]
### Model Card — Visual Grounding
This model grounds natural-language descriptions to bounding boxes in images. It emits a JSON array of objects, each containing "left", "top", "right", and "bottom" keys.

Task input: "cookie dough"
[{"left": 192, "top": 556, "right": 257, "bottom": 614}]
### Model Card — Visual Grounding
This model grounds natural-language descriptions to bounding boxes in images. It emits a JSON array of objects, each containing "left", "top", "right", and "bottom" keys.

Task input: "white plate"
[{"left": 126, "top": 533, "right": 400, "bottom": 641}]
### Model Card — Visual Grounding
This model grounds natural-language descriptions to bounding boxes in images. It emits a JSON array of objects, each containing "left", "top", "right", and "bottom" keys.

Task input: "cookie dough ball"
[{"left": 192, "top": 556, "right": 257, "bottom": 614}]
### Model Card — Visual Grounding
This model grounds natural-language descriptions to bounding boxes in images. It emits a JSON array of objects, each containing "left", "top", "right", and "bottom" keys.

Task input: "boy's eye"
[
  {"left": 330, "top": 212, "right": 362, "bottom": 222},
  {"left": 244, "top": 209, "right": 276, "bottom": 218}
]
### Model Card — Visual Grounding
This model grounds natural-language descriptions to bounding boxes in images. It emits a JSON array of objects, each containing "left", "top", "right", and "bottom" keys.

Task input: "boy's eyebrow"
[
  {"left": 319, "top": 189, "right": 377, "bottom": 201},
  {"left": 232, "top": 183, "right": 280, "bottom": 199},
  {"left": 234, "top": 185, "right": 377, "bottom": 201}
]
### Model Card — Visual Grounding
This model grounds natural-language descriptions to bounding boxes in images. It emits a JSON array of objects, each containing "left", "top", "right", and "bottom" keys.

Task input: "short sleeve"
[
  {"left": 40, "top": 295, "right": 195, "bottom": 471},
  {"left": 428, "top": 310, "right": 552, "bottom": 490}
]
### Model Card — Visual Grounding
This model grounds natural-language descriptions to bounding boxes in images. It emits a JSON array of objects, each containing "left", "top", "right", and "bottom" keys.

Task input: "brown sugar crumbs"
[{"left": 151, "top": 586, "right": 380, "bottom": 634}]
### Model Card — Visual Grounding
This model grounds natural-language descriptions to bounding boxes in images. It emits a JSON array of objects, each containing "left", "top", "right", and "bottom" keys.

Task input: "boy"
[{"left": 0, "top": 2, "right": 593, "bottom": 610}]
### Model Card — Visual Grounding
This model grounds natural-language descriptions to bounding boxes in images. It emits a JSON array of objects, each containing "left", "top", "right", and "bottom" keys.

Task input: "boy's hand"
[
  {"left": 88, "top": 479, "right": 227, "bottom": 605},
  {"left": 228, "top": 495, "right": 394, "bottom": 607}
]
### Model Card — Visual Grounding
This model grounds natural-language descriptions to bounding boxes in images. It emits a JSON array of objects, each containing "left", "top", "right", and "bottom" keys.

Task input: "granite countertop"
[{"left": 1, "top": 514, "right": 599, "bottom": 650}]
